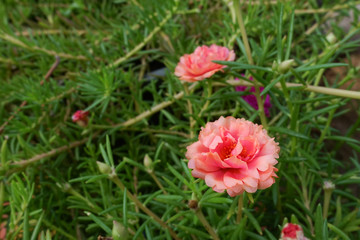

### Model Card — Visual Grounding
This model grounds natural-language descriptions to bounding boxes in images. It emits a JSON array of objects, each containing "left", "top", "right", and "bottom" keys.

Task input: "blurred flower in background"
[
  {"left": 72, "top": 110, "right": 89, "bottom": 127},
  {"left": 236, "top": 76, "right": 272, "bottom": 117},
  {"left": 175, "top": 44, "right": 235, "bottom": 82},
  {"left": 280, "top": 223, "right": 308, "bottom": 240}
]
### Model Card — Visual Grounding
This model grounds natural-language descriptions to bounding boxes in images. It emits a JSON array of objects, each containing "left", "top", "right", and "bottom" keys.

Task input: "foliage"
[{"left": 0, "top": 0, "right": 360, "bottom": 239}]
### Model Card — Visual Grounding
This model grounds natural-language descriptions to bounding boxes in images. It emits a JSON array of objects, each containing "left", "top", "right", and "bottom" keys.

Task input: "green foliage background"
[{"left": 0, "top": 0, "right": 359, "bottom": 239}]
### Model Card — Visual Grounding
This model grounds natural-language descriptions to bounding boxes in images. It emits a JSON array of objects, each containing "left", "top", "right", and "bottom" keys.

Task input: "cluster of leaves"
[{"left": 0, "top": 0, "right": 359, "bottom": 239}]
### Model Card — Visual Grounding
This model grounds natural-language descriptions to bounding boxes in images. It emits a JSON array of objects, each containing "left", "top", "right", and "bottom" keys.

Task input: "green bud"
[
  {"left": 96, "top": 161, "right": 112, "bottom": 174},
  {"left": 188, "top": 192, "right": 198, "bottom": 210},
  {"left": 1, "top": 138, "right": 8, "bottom": 167},
  {"left": 323, "top": 180, "right": 335, "bottom": 191},
  {"left": 278, "top": 59, "right": 295, "bottom": 74},
  {"left": 323, "top": 180, "right": 335, "bottom": 218},
  {"left": 326, "top": 32, "right": 337, "bottom": 45},
  {"left": 272, "top": 60, "right": 278, "bottom": 72},
  {"left": 143, "top": 154, "right": 153, "bottom": 173},
  {"left": 112, "top": 220, "right": 129, "bottom": 240}
]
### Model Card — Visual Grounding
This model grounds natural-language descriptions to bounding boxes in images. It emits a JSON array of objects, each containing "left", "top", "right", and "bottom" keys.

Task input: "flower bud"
[
  {"left": 188, "top": 193, "right": 198, "bottom": 210},
  {"left": 323, "top": 180, "right": 335, "bottom": 191},
  {"left": 188, "top": 199, "right": 198, "bottom": 210},
  {"left": 272, "top": 60, "right": 278, "bottom": 72},
  {"left": 72, "top": 110, "right": 89, "bottom": 127},
  {"left": 323, "top": 180, "right": 335, "bottom": 218},
  {"left": 143, "top": 154, "right": 153, "bottom": 173},
  {"left": 326, "top": 32, "right": 337, "bottom": 45},
  {"left": 112, "top": 221, "right": 129, "bottom": 240},
  {"left": 97, "top": 161, "right": 112, "bottom": 174},
  {"left": 278, "top": 59, "right": 295, "bottom": 74},
  {"left": 280, "top": 223, "right": 308, "bottom": 240}
]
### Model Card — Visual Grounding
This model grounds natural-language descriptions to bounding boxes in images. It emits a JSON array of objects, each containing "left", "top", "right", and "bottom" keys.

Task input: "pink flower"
[
  {"left": 0, "top": 211, "right": 8, "bottom": 240},
  {"left": 236, "top": 77, "right": 272, "bottom": 117},
  {"left": 280, "top": 223, "right": 308, "bottom": 240},
  {"left": 0, "top": 222, "right": 6, "bottom": 240},
  {"left": 72, "top": 110, "right": 89, "bottom": 127},
  {"left": 186, "top": 116, "right": 279, "bottom": 197},
  {"left": 175, "top": 44, "right": 235, "bottom": 82}
]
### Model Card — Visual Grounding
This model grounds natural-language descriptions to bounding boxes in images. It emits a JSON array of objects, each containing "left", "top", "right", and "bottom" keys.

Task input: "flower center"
[
  {"left": 221, "top": 142, "right": 236, "bottom": 159},
  {"left": 239, "top": 148, "right": 248, "bottom": 158},
  {"left": 214, "top": 137, "right": 237, "bottom": 160}
]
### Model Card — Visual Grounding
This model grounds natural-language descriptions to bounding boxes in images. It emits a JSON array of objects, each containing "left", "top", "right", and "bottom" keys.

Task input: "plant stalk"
[
  {"left": 195, "top": 208, "right": 220, "bottom": 240},
  {"left": 110, "top": 174, "right": 180, "bottom": 240},
  {"left": 236, "top": 193, "right": 244, "bottom": 223},
  {"left": 218, "top": 80, "right": 360, "bottom": 100},
  {"left": 184, "top": 83, "right": 195, "bottom": 139},
  {"left": 233, "top": 0, "right": 268, "bottom": 128},
  {"left": 149, "top": 171, "right": 167, "bottom": 194}
]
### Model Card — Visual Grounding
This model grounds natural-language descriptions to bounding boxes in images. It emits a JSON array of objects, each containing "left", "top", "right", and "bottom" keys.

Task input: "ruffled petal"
[{"left": 205, "top": 171, "right": 226, "bottom": 192}]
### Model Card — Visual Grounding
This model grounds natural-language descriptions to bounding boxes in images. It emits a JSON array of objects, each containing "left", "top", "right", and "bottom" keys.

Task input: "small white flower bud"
[
  {"left": 326, "top": 32, "right": 337, "bottom": 45},
  {"left": 112, "top": 221, "right": 129, "bottom": 240},
  {"left": 97, "top": 161, "right": 112, "bottom": 174},
  {"left": 278, "top": 59, "right": 295, "bottom": 74},
  {"left": 323, "top": 180, "right": 335, "bottom": 190},
  {"left": 143, "top": 154, "right": 153, "bottom": 173}
]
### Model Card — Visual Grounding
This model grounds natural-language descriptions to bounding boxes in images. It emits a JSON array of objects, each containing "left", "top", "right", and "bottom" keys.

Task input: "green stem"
[
  {"left": 149, "top": 171, "right": 167, "bottom": 195},
  {"left": 236, "top": 193, "right": 244, "bottom": 223},
  {"left": 65, "top": 184, "right": 103, "bottom": 214},
  {"left": 23, "top": 208, "right": 29, "bottom": 240},
  {"left": 317, "top": 108, "right": 336, "bottom": 146},
  {"left": 233, "top": 0, "right": 268, "bottom": 128},
  {"left": 113, "top": 82, "right": 198, "bottom": 129},
  {"left": 198, "top": 81, "right": 212, "bottom": 117},
  {"left": 0, "top": 183, "right": 4, "bottom": 217},
  {"left": 103, "top": 3, "right": 177, "bottom": 70},
  {"left": 323, "top": 190, "right": 332, "bottom": 219},
  {"left": 195, "top": 208, "right": 220, "bottom": 240},
  {"left": 110, "top": 174, "right": 180, "bottom": 240},
  {"left": 279, "top": 75, "right": 293, "bottom": 112},
  {"left": 42, "top": 218, "right": 77, "bottom": 240},
  {"left": 219, "top": 79, "right": 360, "bottom": 100},
  {"left": 184, "top": 83, "right": 195, "bottom": 139},
  {"left": 306, "top": 69, "right": 325, "bottom": 111}
]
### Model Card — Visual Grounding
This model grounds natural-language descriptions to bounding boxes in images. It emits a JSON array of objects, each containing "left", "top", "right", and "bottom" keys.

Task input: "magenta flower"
[
  {"left": 235, "top": 77, "right": 272, "bottom": 117},
  {"left": 72, "top": 110, "right": 89, "bottom": 127}
]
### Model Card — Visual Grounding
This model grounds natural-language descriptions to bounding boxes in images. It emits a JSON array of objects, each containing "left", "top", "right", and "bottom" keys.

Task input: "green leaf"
[
  {"left": 285, "top": 10, "right": 295, "bottom": 60},
  {"left": 325, "top": 136, "right": 360, "bottom": 145},
  {"left": 243, "top": 208, "right": 262, "bottom": 235},
  {"left": 85, "top": 211, "right": 112, "bottom": 235},
  {"left": 206, "top": 197, "right": 232, "bottom": 204},
  {"left": 105, "top": 135, "right": 114, "bottom": 167},
  {"left": 264, "top": 229, "right": 277, "bottom": 240},
  {"left": 213, "top": 61, "right": 272, "bottom": 72},
  {"left": 315, "top": 204, "right": 324, "bottom": 240},
  {"left": 260, "top": 75, "right": 282, "bottom": 97},
  {"left": 167, "top": 163, "right": 195, "bottom": 192},
  {"left": 23, "top": 208, "right": 29, "bottom": 240},
  {"left": 155, "top": 195, "right": 184, "bottom": 203},
  {"left": 123, "top": 187, "right": 127, "bottom": 227},
  {"left": 99, "top": 143, "right": 110, "bottom": 166},
  {"left": 161, "top": 109, "right": 177, "bottom": 124},
  {"left": 277, "top": 4, "right": 284, "bottom": 62},
  {"left": 269, "top": 126, "right": 311, "bottom": 140},
  {"left": 328, "top": 223, "right": 350, "bottom": 240},
  {"left": 30, "top": 211, "right": 45, "bottom": 240},
  {"left": 177, "top": 225, "right": 210, "bottom": 238},
  {"left": 295, "top": 63, "right": 348, "bottom": 72}
]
